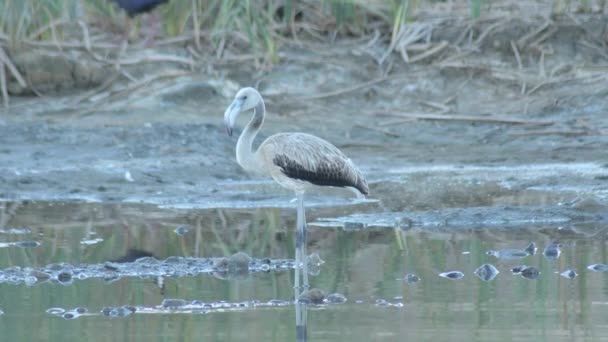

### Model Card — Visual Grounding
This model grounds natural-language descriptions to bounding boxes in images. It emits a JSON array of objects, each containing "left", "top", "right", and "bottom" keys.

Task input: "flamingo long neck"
[{"left": 236, "top": 99, "right": 265, "bottom": 175}]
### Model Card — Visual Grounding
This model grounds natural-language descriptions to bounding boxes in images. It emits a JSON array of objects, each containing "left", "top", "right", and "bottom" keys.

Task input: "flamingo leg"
[
  {"left": 295, "top": 285, "right": 308, "bottom": 342},
  {"left": 296, "top": 193, "right": 309, "bottom": 290}
]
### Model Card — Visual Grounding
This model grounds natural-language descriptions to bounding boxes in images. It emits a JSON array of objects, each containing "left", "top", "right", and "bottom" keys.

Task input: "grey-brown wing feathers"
[{"left": 262, "top": 133, "right": 369, "bottom": 195}]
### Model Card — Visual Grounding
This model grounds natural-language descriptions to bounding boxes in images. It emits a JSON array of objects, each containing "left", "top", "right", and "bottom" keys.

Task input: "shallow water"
[{"left": 1, "top": 201, "right": 608, "bottom": 341}]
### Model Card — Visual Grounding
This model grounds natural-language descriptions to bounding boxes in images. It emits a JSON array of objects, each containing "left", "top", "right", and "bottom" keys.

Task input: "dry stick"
[
  {"left": 191, "top": 0, "right": 201, "bottom": 51},
  {"left": 70, "top": 73, "right": 121, "bottom": 105},
  {"left": 511, "top": 40, "right": 523, "bottom": 70},
  {"left": 354, "top": 123, "right": 401, "bottom": 138},
  {"left": 0, "top": 47, "right": 26, "bottom": 88},
  {"left": 295, "top": 73, "right": 411, "bottom": 101},
  {"left": 510, "top": 40, "right": 526, "bottom": 95},
  {"left": 104, "top": 70, "right": 189, "bottom": 103},
  {"left": 0, "top": 60, "right": 8, "bottom": 108},
  {"left": 420, "top": 100, "right": 450, "bottom": 113},
  {"left": 108, "top": 55, "right": 194, "bottom": 67},
  {"left": 510, "top": 130, "right": 588, "bottom": 136},
  {"left": 407, "top": 41, "right": 449, "bottom": 64},
  {"left": 377, "top": 112, "right": 554, "bottom": 126},
  {"left": 529, "top": 26, "right": 558, "bottom": 48},
  {"left": 473, "top": 20, "right": 507, "bottom": 46},
  {"left": 23, "top": 40, "right": 121, "bottom": 49},
  {"left": 77, "top": 20, "right": 92, "bottom": 52},
  {"left": 517, "top": 20, "right": 552, "bottom": 47},
  {"left": 539, "top": 49, "right": 546, "bottom": 78},
  {"left": 27, "top": 19, "right": 68, "bottom": 40},
  {"left": 579, "top": 40, "right": 608, "bottom": 60}
]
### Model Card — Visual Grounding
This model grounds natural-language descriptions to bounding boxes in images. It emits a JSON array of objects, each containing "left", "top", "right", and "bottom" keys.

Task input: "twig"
[
  {"left": 191, "top": 0, "right": 201, "bottom": 51},
  {"left": 23, "top": 40, "right": 121, "bottom": 49},
  {"left": 77, "top": 20, "right": 92, "bottom": 52},
  {"left": 27, "top": 19, "right": 68, "bottom": 40},
  {"left": 104, "top": 70, "right": 189, "bottom": 103},
  {"left": 295, "top": 73, "right": 411, "bottom": 101},
  {"left": 70, "top": 73, "right": 121, "bottom": 105},
  {"left": 473, "top": 20, "right": 507, "bottom": 47},
  {"left": 354, "top": 123, "right": 401, "bottom": 138},
  {"left": 108, "top": 55, "right": 195, "bottom": 67},
  {"left": 529, "top": 26, "right": 557, "bottom": 48},
  {"left": 510, "top": 130, "right": 588, "bottom": 136},
  {"left": 408, "top": 41, "right": 449, "bottom": 64},
  {"left": 377, "top": 112, "right": 554, "bottom": 126},
  {"left": 0, "top": 47, "right": 27, "bottom": 88},
  {"left": 510, "top": 40, "right": 522, "bottom": 70},
  {"left": 0, "top": 60, "right": 7, "bottom": 108},
  {"left": 420, "top": 100, "right": 450, "bottom": 113},
  {"left": 517, "top": 20, "right": 552, "bottom": 48}
]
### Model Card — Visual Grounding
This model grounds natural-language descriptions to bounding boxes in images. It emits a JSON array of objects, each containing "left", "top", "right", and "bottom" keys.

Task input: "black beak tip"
[{"left": 226, "top": 127, "right": 233, "bottom": 136}]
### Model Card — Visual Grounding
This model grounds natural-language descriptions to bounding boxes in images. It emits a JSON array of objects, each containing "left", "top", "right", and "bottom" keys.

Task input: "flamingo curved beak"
[{"left": 223, "top": 99, "right": 243, "bottom": 137}]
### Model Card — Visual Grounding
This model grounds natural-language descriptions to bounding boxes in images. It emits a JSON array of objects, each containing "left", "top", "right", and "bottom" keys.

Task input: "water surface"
[{"left": 1, "top": 201, "right": 608, "bottom": 341}]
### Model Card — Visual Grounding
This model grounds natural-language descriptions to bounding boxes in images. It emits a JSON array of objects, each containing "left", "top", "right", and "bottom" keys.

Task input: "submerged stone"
[
  {"left": 511, "top": 265, "right": 527, "bottom": 274},
  {"left": 560, "top": 269, "right": 577, "bottom": 279},
  {"left": 474, "top": 264, "right": 499, "bottom": 282},
  {"left": 63, "top": 312, "right": 76, "bottom": 320},
  {"left": 174, "top": 225, "right": 190, "bottom": 236},
  {"left": 228, "top": 252, "right": 251, "bottom": 274},
  {"left": 486, "top": 249, "right": 529, "bottom": 260},
  {"left": 343, "top": 221, "right": 365, "bottom": 231},
  {"left": 299, "top": 288, "right": 326, "bottom": 305},
  {"left": 161, "top": 299, "right": 190, "bottom": 309},
  {"left": 543, "top": 243, "right": 562, "bottom": 261},
  {"left": 56, "top": 271, "right": 73, "bottom": 284},
  {"left": 74, "top": 307, "right": 87, "bottom": 314},
  {"left": 587, "top": 264, "right": 608, "bottom": 272},
  {"left": 15, "top": 241, "right": 40, "bottom": 248},
  {"left": 520, "top": 266, "right": 540, "bottom": 280},
  {"left": 101, "top": 306, "right": 136, "bottom": 317},
  {"left": 405, "top": 273, "right": 420, "bottom": 284},
  {"left": 525, "top": 242, "right": 537, "bottom": 256},
  {"left": 439, "top": 271, "right": 464, "bottom": 280},
  {"left": 268, "top": 299, "right": 290, "bottom": 306},
  {"left": 326, "top": 293, "right": 347, "bottom": 304},
  {"left": 46, "top": 307, "right": 65, "bottom": 315}
]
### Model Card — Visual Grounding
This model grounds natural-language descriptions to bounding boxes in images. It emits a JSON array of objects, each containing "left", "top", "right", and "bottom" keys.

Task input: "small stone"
[
  {"left": 474, "top": 264, "right": 499, "bottom": 282},
  {"left": 74, "top": 307, "right": 87, "bottom": 314},
  {"left": 343, "top": 222, "right": 365, "bottom": 231},
  {"left": 161, "top": 299, "right": 189, "bottom": 309},
  {"left": 486, "top": 249, "right": 529, "bottom": 260},
  {"left": 511, "top": 265, "right": 527, "bottom": 274},
  {"left": 299, "top": 288, "right": 326, "bottom": 304},
  {"left": 326, "top": 293, "right": 347, "bottom": 304},
  {"left": 15, "top": 241, "right": 41, "bottom": 248},
  {"left": 405, "top": 273, "right": 420, "bottom": 284},
  {"left": 520, "top": 266, "right": 540, "bottom": 280},
  {"left": 228, "top": 252, "right": 251, "bottom": 274},
  {"left": 543, "top": 243, "right": 562, "bottom": 261},
  {"left": 587, "top": 264, "right": 608, "bottom": 272},
  {"left": 57, "top": 271, "right": 73, "bottom": 284},
  {"left": 174, "top": 225, "right": 190, "bottom": 236},
  {"left": 213, "top": 257, "right": 230, "bottom": 269},
  {"left": 46, "top": 308, "right": 65, "bottom": 315},
  {"left": 524, "top": 242, "right": 537, "bottom": 256},
  {"left": 560, "top": 269, "right": 577, "bottom": 279},
  {"left": 63, "top": 312, "right": 76, "bottom": 319},
  {"left": 439, "top": 271, "right": 464, "bottom": 280}
]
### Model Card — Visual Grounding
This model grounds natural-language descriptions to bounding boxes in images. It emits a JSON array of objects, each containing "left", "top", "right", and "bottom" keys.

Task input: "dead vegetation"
[{"left": 0, "top": 0, "right": 606, "bottom": 140}]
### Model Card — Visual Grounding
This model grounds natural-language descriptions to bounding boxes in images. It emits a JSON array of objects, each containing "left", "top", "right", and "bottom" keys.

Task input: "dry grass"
[{"left": 0, "top": 0, "right": 605, "bottom": 108}]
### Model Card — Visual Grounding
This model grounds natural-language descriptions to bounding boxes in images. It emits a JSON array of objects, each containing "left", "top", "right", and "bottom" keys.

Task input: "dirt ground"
[{"left": 1, "top": 15, "right": 607, "bottom": 213}]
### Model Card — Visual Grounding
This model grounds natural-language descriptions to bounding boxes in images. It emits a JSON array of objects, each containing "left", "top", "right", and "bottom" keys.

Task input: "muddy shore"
[{"left": 1, "top": 17, "right": 607, "bottom": 222}]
